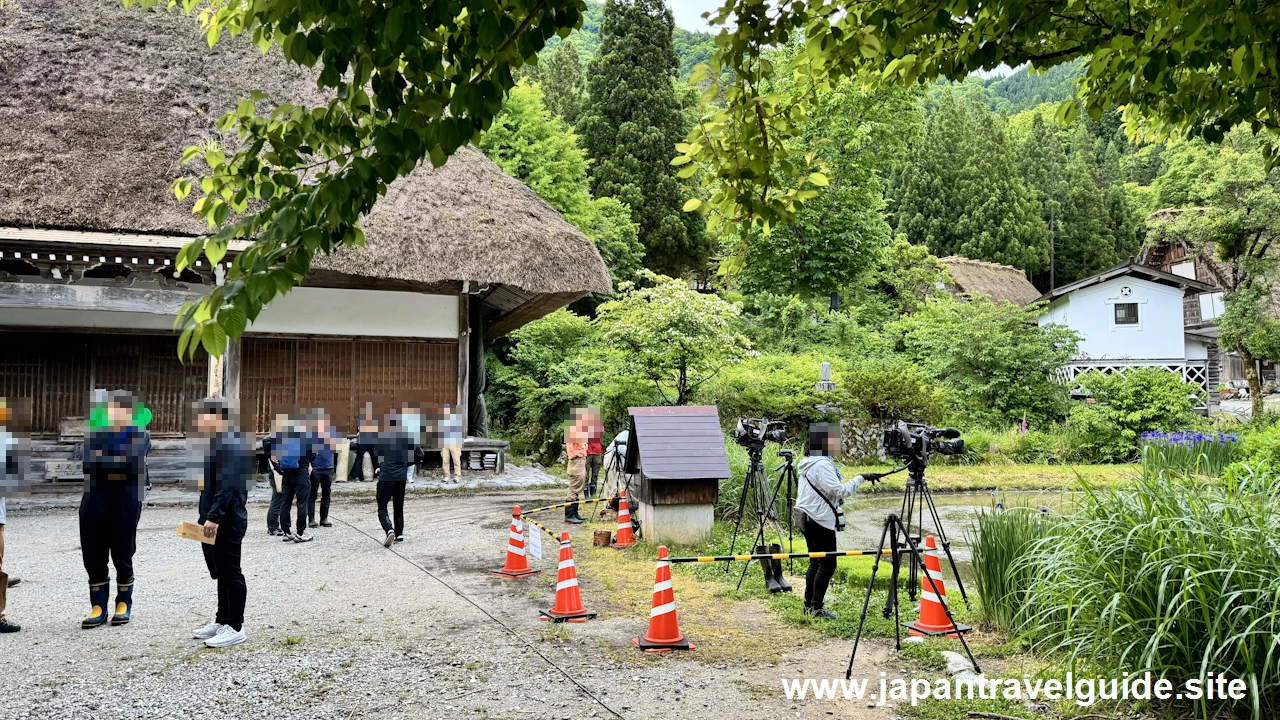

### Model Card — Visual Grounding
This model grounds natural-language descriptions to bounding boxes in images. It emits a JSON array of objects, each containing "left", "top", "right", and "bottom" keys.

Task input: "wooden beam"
[
  {"left": 0, "top": 281, "right": 205, "bottom": 314},
  {"left": 457, "top": 291, "right": 470, "bottom": 434}
]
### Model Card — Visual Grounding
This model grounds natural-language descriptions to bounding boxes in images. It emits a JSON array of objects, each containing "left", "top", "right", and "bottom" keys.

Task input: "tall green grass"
[
  {"left": 967, "top": 503, "right": 1056, "bottom": 632},
  {"left": 1017, "top": 472, "right": 1280, "bottom": 717}
]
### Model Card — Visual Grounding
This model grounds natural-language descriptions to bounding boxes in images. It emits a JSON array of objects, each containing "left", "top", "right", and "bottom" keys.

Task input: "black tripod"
[
  {"left": 845, "top": 513, "right": 980, "bottom": 679},
  {"left": 725, "top": 446, "right": 796, "bottom": 590},
  {"left": 591, "top": 446, "right": 632, "bottom": 523},
  {"left": 895, "top": 461, "right": 971, "bottom": 607}
]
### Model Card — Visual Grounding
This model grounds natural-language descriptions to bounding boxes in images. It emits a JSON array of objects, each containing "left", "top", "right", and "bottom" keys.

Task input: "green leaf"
[
  {"left": 682, "top": 198, "right": 702, "bottom": 212},
  {"left": 808, "top": 172, "right": 829, "bottom": 187},
  {"left": 200, "top": 321, "right": 228, "bottom": 357}
]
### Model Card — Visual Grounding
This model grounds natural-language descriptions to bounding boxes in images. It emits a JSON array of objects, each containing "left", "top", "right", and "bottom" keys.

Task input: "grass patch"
[
  {"left": 895, "top": 697, "right": 1039, "bottom": 720},
  {"left": 843, "top": 462, "right": 1136, "bottom": 493}
]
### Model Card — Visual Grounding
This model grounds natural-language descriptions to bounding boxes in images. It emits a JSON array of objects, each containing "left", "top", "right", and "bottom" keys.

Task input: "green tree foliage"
[
  {"left": 848, "top": 236, "right": 953, "bottom": 323},
  {"left": 540, "top": 0, "right": 714, "bottom": 79},
  {"left": 842, "top": 356, "right": 946, "bottom": 424},
  {"left": 130, "top": 0, "right": 587, "bottom": 357},
  {"left": 888, "top": 297, "right": 1080, "bottom": 428},
  {"left": 538, "top": 42, "right": 585, "bottom": 125},
  {"left": 734, "top": 63, "right": 922, "bottom": 298},
  {"left": 983, "top": 60, "right": 1084, "bottom": 114},
  {"left": 597, "top": 271, "right": 751, "bottom": 405},
  {"left": 477, "top": 81, "right": 642, "bottom": 289},
  {"left": 892, "top": 92, "right": 1047, "bottom": 272},
  {"left": 683, "top": 0, "right": 1280, "bottom": 251},
  {"left": 577, "top": 0, "right": 705, "bottom": 275},
  {"left": 1074, "top": 368, "right": 1204, "bottom": 452},
  {"left": 478, "top": 82, "right": 590, "bottom": 218}
]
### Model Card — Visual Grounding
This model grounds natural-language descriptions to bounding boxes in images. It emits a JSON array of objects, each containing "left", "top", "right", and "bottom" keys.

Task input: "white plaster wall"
[
  {"left": 636, "top": 501, "right": 715, "bottom": 545},
  {"left": 0, "top": 285, "right": 458, "bottom": 339},
  {"left": 1185, "top": 337, "right": 1210, "bottom": 360},
  {"left": 247, "top": 287, "right": 457, "bottom": 338},
  {"left": 1039, "top": 276, "right": 1187, "bottom": 360}
]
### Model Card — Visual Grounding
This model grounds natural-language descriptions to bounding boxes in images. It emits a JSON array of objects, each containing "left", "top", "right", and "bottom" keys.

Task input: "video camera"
[
  {"left": 734, "top": 417, "right": 786, "bottom": 450},
  {"left": 881, "top": 421, "right": 964, "bottom": 466}
]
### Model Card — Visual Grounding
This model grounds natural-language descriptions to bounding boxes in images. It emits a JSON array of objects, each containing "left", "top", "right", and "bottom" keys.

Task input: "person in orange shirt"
[{"left": 563, "top": 410, "right": 588, "bottom": 525}]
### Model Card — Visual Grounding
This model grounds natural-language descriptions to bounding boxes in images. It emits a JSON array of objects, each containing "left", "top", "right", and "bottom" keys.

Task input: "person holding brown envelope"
[{"left": 189, "top": 399, "right": 252, "bottom": 649}]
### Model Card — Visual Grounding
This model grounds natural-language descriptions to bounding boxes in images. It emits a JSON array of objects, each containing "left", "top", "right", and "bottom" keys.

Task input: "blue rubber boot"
[
  {"left": 110, "top": 580, "right": 134, "bottom": 626},
  {"left": 82, "top": 581, "right": 110, "bottom": 629}
]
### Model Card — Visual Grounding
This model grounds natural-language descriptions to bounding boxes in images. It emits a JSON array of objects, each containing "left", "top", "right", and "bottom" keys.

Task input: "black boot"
[
  {"left": 83, "top": 581, "right": 110, "bottom": 629},
  {"left": 565, "top": 503, "right": 583, "bottom": 525},
  {"left": 587, "top": 481, "right": 597, "bottom": 499},
  {"left": 111, "top": 579, "right": 134, "bottom": 625},
  {"left": 757, "top": 545, "right": 782, "bottom": 592},
  {"left": 769, "top": 543, "right": 792, "bottom": 593}
]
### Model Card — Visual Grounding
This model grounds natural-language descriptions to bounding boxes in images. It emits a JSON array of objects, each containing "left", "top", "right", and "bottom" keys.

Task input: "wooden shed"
[
  {"left": 0, "top": 0, "right": 613, "bottom": 487},
  {"left": 624, "top": 406, "right": 730, "bottom": 544}
]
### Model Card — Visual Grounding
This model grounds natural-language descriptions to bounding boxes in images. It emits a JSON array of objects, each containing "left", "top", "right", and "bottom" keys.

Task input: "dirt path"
[{"left": 1, "top": 491, "right": 911, "bottom": 720}]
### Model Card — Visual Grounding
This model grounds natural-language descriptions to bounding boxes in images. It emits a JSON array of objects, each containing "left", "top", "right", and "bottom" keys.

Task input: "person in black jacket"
[
  {"left": 80, "top": 390, "right": 150, "bottom": 629},
  {"left": 189, "top": 399, "right": 252, "bottom": 649},
  {"left": 371, "top": 412, "right": 417, "bottom": 547}
]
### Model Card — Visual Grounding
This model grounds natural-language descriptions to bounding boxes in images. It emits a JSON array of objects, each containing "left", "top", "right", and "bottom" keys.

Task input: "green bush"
[
  {"left": 842, "top": 356, "right": 946, "bottom": 424},
  {"left": 1063, "top": 403, "right": 1133, "bottom": 463},
  {"left": 967, "top": 505, "right": 1056, "bottom": 632},
  {"left": 1019, "top": 473, "right": 1280, "bottom": 717},
  {"left": 697, "top": 353, "right": 845, "bottom": 435},
  {"left": 1075, "top": 367, "right": 1205, "bottom": 442}
]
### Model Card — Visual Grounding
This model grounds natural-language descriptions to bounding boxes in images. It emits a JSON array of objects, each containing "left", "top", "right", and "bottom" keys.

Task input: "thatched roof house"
[
  {"left": 0, "top": 0, "right": 611, "bottom": 459},
  {"left": 938, "top": 256, "right": 1041, "bottom": 306}
]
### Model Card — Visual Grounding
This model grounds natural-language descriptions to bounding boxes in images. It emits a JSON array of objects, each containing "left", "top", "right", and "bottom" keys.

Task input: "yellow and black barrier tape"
[
  {"left": 519, "top": 516, "right": 561, "bottom": 540},
  {"left": 520, "top": 496, "right": 619, "bottom": 515},
  {"left": 668, "top": 549, "right": 916, "bottom": 563}
]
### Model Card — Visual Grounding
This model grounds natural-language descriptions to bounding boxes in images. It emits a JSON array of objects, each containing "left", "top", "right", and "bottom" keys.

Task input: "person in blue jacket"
[
  {"left": 189, "top": 398, "right": 252, "bottom": 649},
  {"left": 306, "top": 410, "right": 340, "bottom": 529},
  {"left": 271, "top": 414, "right": 315, "bottom": 543},
  {"left": 80, "top": 390, "right": 151, "bottom": 629}
]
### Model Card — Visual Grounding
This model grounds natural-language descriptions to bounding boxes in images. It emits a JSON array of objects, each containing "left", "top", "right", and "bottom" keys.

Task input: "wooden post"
[
  {"left": 206, "top": 338, "right": 241, "bottom": 401},
  {"left": 457, "top": 291, "right": 470, "bottom": 436}
]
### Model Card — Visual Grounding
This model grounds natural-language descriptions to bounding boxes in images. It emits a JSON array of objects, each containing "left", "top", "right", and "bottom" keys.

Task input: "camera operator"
[{"left": 794, "top": 422, "right": 882, "bottom": 619}]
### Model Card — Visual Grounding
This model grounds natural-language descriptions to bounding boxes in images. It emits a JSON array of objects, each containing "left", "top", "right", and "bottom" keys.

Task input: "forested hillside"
[{"left": 540, "top": 0, "right": 715, "bottom": 78}]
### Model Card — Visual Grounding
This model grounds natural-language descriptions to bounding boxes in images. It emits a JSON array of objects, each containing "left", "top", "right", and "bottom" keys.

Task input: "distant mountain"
[
  {"left": 541, "top": 0, "right": 716, "bottom": 79},
  {"left": 983, "top": 60, "right": 1085, "bottom": 113}
]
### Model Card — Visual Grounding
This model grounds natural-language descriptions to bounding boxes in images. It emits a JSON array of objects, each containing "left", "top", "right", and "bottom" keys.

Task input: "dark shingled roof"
[
  {"left": 939, "top": 256, "right": 1042, "bottom": 307},
  {"left": 0, "top": 0, "right": 612, "bottom": 298},
  {"left": 625, "top": 406, "right": 731, "bottom": 481}
]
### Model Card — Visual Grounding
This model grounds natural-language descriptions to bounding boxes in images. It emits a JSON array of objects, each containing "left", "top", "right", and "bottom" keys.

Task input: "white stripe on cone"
[
  {"left": 649, "top": 601, "right": 676, "bottom": 618},
  {"left": 653, "top": 579, "right": 673, "bottom": 592},
  {"left": 558, "top": 559, "right": 576, "bottom": 570},
  {"left": 921, "top": 590, "right": 946, "bottom": 606},
  {"left": 556, "top": 578, "right": 579, "bottom": 591},
  {"left": 508, "top": 545, "right": 526, "bottom": 556}
]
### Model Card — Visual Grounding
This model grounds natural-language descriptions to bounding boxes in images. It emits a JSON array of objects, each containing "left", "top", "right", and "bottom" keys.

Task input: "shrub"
[
  {"left": 1063, "top": 403, "right": 1133, "bottom": 463},
  {"left": 1018, "top": 473, "right": 1280, "bottom": 717},
  {"left": 842, "top": 356, "right": 946, "bottom": 424},
  {"left": 888, "top": 296, "right": 1080, "bottom": 428},
  {"left": 697, "top": 353, "right": 845, "bottom": 436},
  {"left": 1075, "top": 367, "right": 1205, "bottom": 445},
  {"left": 1011, "top": 429, "right": 1056, "bottom": 464}
]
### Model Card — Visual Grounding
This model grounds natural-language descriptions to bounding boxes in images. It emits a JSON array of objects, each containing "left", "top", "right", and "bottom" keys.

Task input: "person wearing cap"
[
  {"left": 80, "top": 390, "right": 151, "bottom": 629},
  {"left": 371, "top": 412, "right": 417, "bottom": 546},
  {"left": 189, "top": 399, "right": 252, "bottom": 649}
]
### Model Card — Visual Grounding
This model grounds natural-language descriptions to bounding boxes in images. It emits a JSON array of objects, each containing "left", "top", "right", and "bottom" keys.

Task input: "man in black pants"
[
  {"left": 274, "top": 418, "right": 314, "bottom": 543},
  {"left": 348, "top": 413, "right": 380, "bottom": 482},
  {"left": 262, "top": 415, "right": 287, "bottom": 536},
  {"left": 190, "top": 399, "right": 251, "bottom": 649},
  {"left": 307, "top": 411, "right": 339, "bottom": 528},
  {"left": 372, "top": 413, "right": 416, "bottom": 547},
  {"left": 794, "top": 423, "right": 881, "bottom": 619}
]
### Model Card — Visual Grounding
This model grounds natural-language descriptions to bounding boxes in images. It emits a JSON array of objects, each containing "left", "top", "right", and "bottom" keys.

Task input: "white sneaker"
[
  {"left": 204, "top": 625, "right": 246, "bottom": 648},
  {"left": 192, "top": 622, "right": 223, "bottom": 640}
]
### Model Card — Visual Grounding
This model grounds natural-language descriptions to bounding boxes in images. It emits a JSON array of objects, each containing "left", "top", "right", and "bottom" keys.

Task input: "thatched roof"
[
  {"left": 938, "top": 256, "right": 1041, "bottom": 306},
  {"left": 0, "top": 0, "right": 612, "bottom": 298}
]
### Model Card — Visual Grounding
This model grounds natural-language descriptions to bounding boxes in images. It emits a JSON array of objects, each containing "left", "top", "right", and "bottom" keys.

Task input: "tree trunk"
[{"left": 1241, "top": 347, "right": 1264, "bottom": 419}]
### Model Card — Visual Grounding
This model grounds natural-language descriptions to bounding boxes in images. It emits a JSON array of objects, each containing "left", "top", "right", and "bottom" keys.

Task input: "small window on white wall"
[{"left": 1115, "top": 302, "right": 1139, "bottom": 325}]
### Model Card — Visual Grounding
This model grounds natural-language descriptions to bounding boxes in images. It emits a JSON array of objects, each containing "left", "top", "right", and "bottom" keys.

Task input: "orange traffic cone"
[
  {"left": 610, "top": 490, "right": 635, "bottom": 549},
  {"left": 492, "top": 506, "right": 540, "bottom": 579},
  {"left": 904, "top": 536, "right": 970, "bottom": 638},
  {"left": 540, "top": 532, "right": 596, "bottom": 623},
  {"left": 633, "top": 546, "right": 693, "bottom": 652}
]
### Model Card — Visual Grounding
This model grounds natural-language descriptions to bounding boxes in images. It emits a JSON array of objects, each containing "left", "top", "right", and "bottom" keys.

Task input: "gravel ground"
[{"left": 1, "top": 490, "right": 903, "bottom": 720}]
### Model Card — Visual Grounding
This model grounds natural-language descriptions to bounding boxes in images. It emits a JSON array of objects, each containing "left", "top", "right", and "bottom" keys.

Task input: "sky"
[{"left": 669, "top": 0, "right": 722, "bottom": 33}]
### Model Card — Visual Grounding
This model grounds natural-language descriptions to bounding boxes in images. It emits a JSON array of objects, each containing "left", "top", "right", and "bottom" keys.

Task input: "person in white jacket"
[{"left": 794, "top": 423, "right": 882, "bottom": 619}]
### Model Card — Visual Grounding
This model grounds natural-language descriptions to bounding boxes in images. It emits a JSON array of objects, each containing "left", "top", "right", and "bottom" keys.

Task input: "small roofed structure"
[
  {"left": 939, "top": 256, "right": 1042, "bottom": 307},
  {"left": 625, "top": 406, "right": 730, "bottom": 544},
  {"left": 0, "top": 0, "right": 611, "bottom": 486}
]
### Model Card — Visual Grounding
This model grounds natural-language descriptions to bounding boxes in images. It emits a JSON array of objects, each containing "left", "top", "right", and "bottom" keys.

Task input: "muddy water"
[{"left": 801, "top": 489, "right": 1078, "bottom": 584}]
